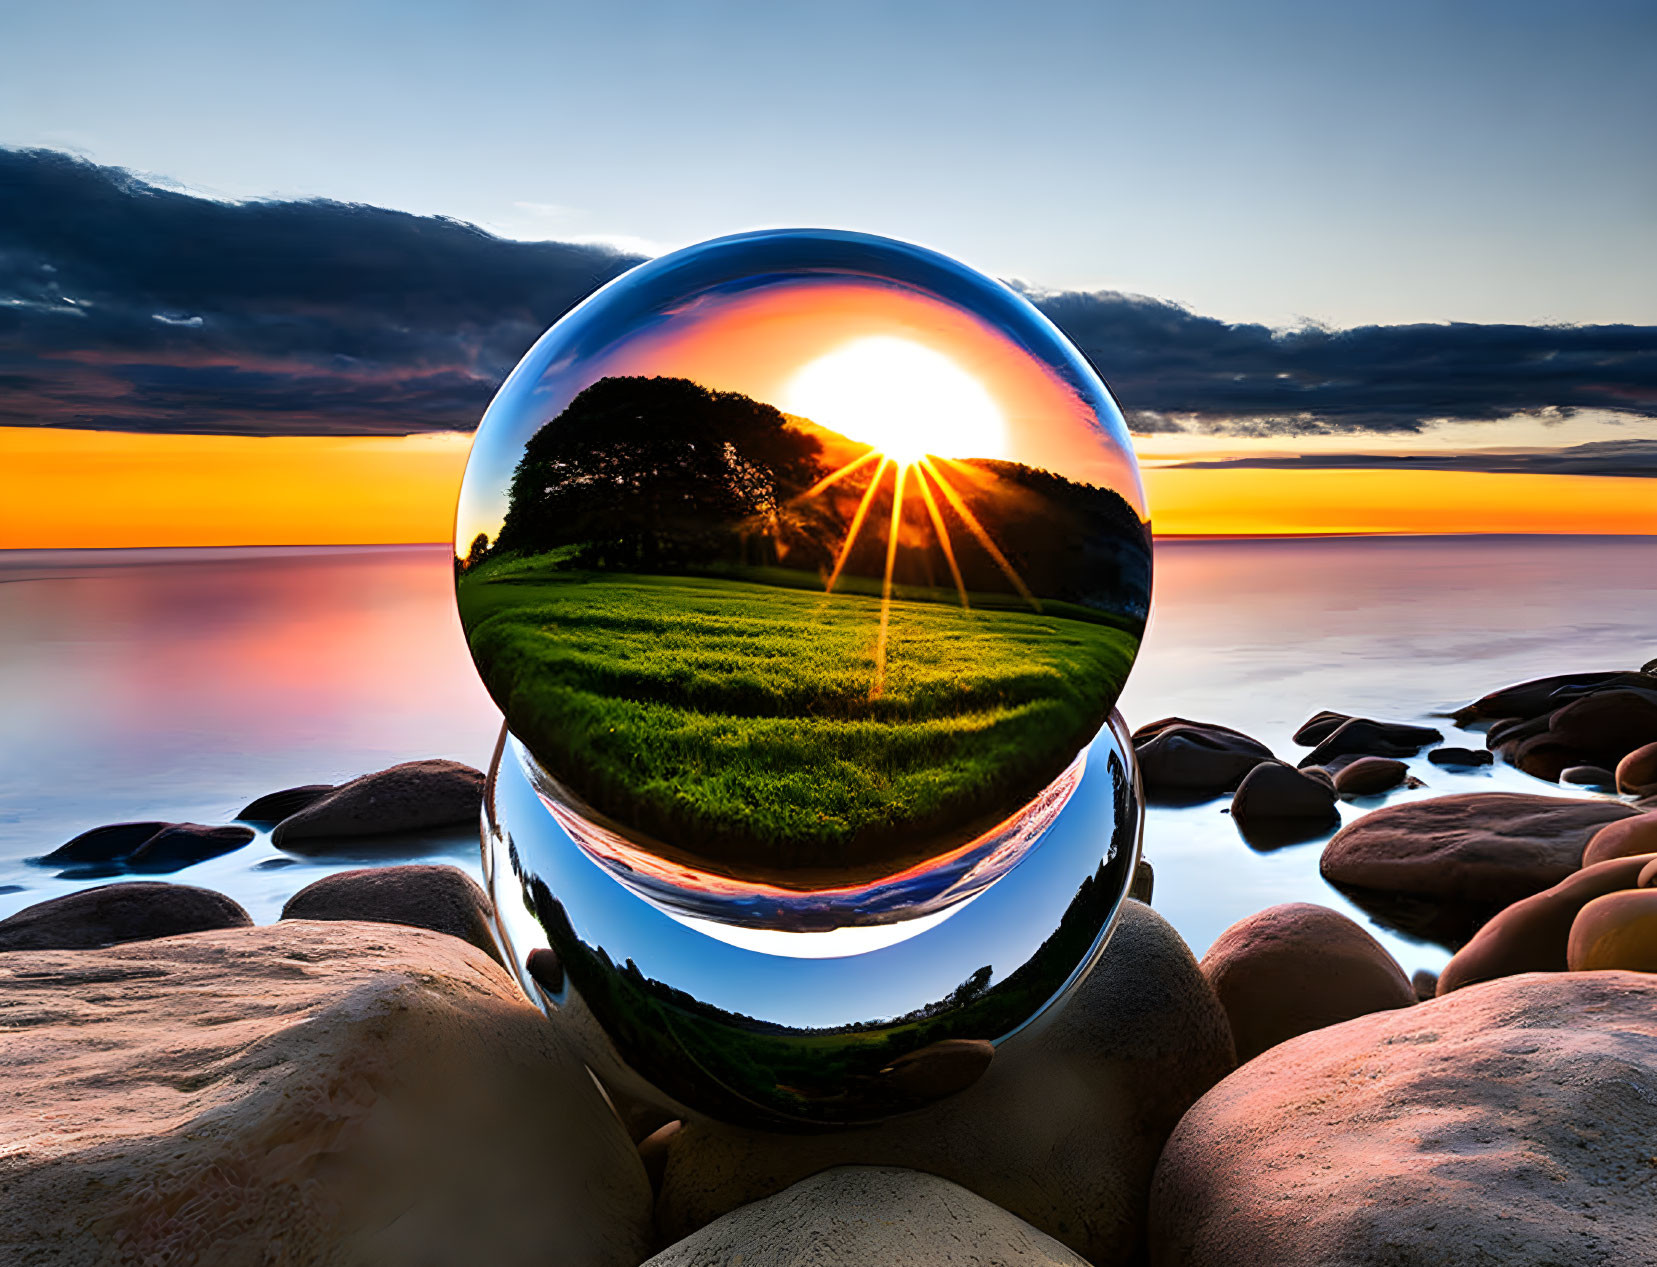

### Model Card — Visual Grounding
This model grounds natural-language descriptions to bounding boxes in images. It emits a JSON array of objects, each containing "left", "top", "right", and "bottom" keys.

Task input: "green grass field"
[{"left": 459, "top": 553, "right": 1138, "bottom": 878}]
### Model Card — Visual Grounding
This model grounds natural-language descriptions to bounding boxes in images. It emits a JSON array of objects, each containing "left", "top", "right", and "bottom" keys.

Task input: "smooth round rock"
[
  {"left": 236, "top": 783, "right": 334, "bottom": 823},
  {"left": 1410, "top": 968, "right": 1438, "bottom": 1000},
  {"left": 655, "top": 901, "right": 1234, "bottom": 1267},
  {"left": 40, "top": 821, "right": 170, "bottom": 865},
  {"left": 0, "top": 882, "right": 251, "bottom": 951},
  {"left": 280, "top": 864, "right": 502, "bottom": 963},
  {"left": 1548, "top": 687, "right": 1657, "bottom": 754},
  {"left": 1618, "top": 741, "right": 1657, "bottom": 795},
  {"left": 1452, "top": 669, "right": 1651, "bottom": 723},
  {"left": 1291, "top": 710, "right": 1349, "bottom": 746},
  {"left": 1436, "top": 852, "right": 1657, "bottom": 994},
  {"left": 1149, "top": 971, "right": 1657, "bottom": 1266},
  {"left": 1320, "top": 793, "right": 1639, "bottom": 909},
  {"left": 125, "top": 823, "right": 254, "bottom": 872},
  {"left": 0, "top": 922, "right": 652, "bottom": 1266},
  {"left": 1581, "top": 812, "right": 1657, "bottom": 866},
  {"left": 269, "top": 759, "right": 485, "bottom": 848},
  {"left": 1298, "top": 717, "right": 1442, "bottom": 767},
  {"left": 1560, "top": 764, "right": 1617, "bottom": 787},
  {"left": 1199, "top": 903, "right": 1414, "bottom": 1062},
  {"left": 645, "top": 1166, "right": 1091, "bottom": 1267},
  {"left": 1332, "top": 756, "right": 1408, "bottom": 796},
  {"left": 1231, "top": 762, "right": 1339, "bottom": 825},
  {"left": 1136, "top": 723, "right": 1274, "bottom": 797},
  {"left": 1427, "top": 746, "right": 1493, "bottom": 768},
  {"left": 1567, "top": 889, "right": 1657, "bottom": 971}
]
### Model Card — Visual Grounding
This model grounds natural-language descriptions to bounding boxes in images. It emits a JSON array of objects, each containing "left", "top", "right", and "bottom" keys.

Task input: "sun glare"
[{"left": 785, "top": 336, "right": 1007, "bottom": 465}]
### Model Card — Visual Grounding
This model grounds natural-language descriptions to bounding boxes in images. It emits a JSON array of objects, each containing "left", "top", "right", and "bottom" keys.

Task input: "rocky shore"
[{"left": 3, "top": 659, "right": 1656, "bottom": 1264}]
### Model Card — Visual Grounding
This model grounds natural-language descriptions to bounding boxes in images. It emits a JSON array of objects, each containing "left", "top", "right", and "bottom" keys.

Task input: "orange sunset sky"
[{"left": 3, "top": 424, "right": 1653, "bottom": 548}]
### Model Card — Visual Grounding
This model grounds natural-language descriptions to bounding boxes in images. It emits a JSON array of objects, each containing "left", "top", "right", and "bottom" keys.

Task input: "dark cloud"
[
  {"left": 1163, "top": 438, "right": 1657, "bottom": 478},
  {"left": 0, "top": 148, "right": 640, "bottom": 434},
  {"left": 1030, "top": 289, "right": 1657, "bottom": 436},
  {"left": 3, "top": 147, "right": 1656, "bottom": 439}
]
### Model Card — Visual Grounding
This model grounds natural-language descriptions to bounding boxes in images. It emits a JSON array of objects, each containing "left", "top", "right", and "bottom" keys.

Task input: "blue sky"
[{"left": 6, "top": 0, "right": 1654, "bottom": 328}]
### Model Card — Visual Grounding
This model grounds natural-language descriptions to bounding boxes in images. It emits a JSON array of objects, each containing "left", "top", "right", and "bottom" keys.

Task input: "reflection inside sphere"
[{"left": 457, "top": 229, "right": 1151, "bottom": 918}]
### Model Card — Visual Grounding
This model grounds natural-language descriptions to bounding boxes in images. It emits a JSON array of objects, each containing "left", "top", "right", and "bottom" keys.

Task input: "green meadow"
[{"left": 459, "top": 552, "right": 1138, "bottom": 878}]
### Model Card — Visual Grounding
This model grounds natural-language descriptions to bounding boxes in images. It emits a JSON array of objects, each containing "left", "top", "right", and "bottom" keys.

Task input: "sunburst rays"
[{"left": 796, "top": 444, "right": 1038, "bottom": 698}]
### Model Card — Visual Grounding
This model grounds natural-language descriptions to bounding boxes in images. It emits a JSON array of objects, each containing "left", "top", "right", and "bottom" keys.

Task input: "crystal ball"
[{"left": 458, "top": 230, "right": 1151, "bottom": 1126}]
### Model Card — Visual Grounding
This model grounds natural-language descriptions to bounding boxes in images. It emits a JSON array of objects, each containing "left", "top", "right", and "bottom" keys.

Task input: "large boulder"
[
  {"left": 1547, "top": 687, "right": 1657, "bottom": 755},
  {"left": 1436, "top": 852, "right": 1657, "bottom": 994},
  {"left": 1618, "top": 741, "right": 1657, "bottom": 796},
  {"left": 1298, "top": 717, "right": 1442, "bottom": 767},
  {"left": 0, "top": 922, "right": 651, "bottom": 1266},
  {"left": 1567, "top": 890, "right": 1657, "bottom": 971},
  {"left": 655, "top": 901, "right": 1235, "bottom": 1267},
  {"left": 1199, "top": 903, "right": 1414, "bottom": 1062},
  {"left": 1229, "top": 763, "right": 1340, "bottom": 848},
  {"left": 1149, "top": 971, "right": 1657, "bottom": 1266},
  {"left": 1452, "top": 668, "right": 1655, "bottom": 723},
  {"left": 1320, "top": 793, "right": 1639, "bottom": 910},
  {"left": 270, "top": 759, "right": 485, "bottom": 849},
  {"left": 644, "top": 1166, "right": 1091, "bottom": 1267},
  {"left": 0, "top": 882, "right": 252, "bottom": 952},
  {"left": 1134, "top": 722, "right": 1274, "bottom": 798},
  {"left": 1581, "top": 811, "right": 1657, "bottom": 866},
  {"left": 280, "top": 864, "right": 502, "bottom": 964}
]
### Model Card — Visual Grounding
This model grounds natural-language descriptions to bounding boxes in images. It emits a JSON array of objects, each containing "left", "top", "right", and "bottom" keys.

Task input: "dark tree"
[
  {"left": 462, "top": 532, "right": 491, "bottom": 571},
  {"left": 495, "top": 376, "right": 824, "bottom": 569}
]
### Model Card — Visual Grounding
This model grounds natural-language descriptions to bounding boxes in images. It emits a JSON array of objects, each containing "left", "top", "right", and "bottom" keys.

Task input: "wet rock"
[
  {"left": 270, "top": 759, "right": 485, "bottom": 849},
  {"left": 1298, "top": 717, "right": 1442, "bottom": 768},
  {"left": 1560, "top": 763, "right": 1617, "bottom": 787},
  {"left": 0, "top": 882, "right": 251, "bottom": 951},
  {"left": 1332, "top": 756, "right": 1408, "bottom": 795},
  {"left": 1134, "top": 722, "right": 1274, "bottom": 799},
  {"left": 647, "top": 1167, "right": 1092, "bottom": 1267},
  {"left": 1452, "top": 668, "right": 1654, "bottom": 723},
  {"left": 1436, "top": 852, "right": 1656, "bottom": 994},
  {"left": 1568, "top": 890, "right": 1657, "bottom": 971},
  {"left": 1484, "top": 714, "right": 1541, "bottom": 747},
  {"left": 1200, "top": 903, "right": 1413, "bottom": 1062},
  {"left": 280, "top": 864, "right": 502, "bottom": 964},
  {"left": 1581, "top": 812, "right": 1657, "bottom": 866},
  {"left": 1320, "top": 793, "right": 1638, "bottom": 910},
  {"left": 1291, "top": 710, "right": 1349, "bottom": 746},
  {"left": 1618, "top": 741, "right": 1657, "bottom": 796},
  {"left": 1426, "top": 746, "right": 1493, "bottom": 768},
  {"left": 1505, "top": 731, "right": 1579, "bottom": 781},
  {"left": 1410, "top": 968, "right": 1437, "bottom": 1000},
  {"left": 1149, "top": 971, "right": 1657, "bottom": 1267},
  {"left": 1230, "top": 763, "right": 1339, "bottom": 847},
  {"left": 236, "top": 782, "right": 335, "bottom": 823},
  {"left": 126, "top": 823, "right": 254, "bottom": 872},
  {"left": 0, "top": 922, "right": 651, "bottom": 1266},
  {"left": 656, "top": 901, "right": 1234, "bottom": 1267},
  {"left": 1547, "top": 687, "right": 1657, "bottom": 755},
  {"left": 41, "top": 821, "right": 170, "bottom": 864}
]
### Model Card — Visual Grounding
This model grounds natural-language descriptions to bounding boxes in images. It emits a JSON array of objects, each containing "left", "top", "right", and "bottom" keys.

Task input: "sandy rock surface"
[
  {"left": 1150, "top": 970, "right": 1657, "bottom": 1266},
  {"left": 646, "top": 1166, "right": 1092, "bottom": 1267},
  {"left": 0, "top": 920, "right": 650, "bottom": 1267},
  {"left": 656, "top": 901, "right": 1234, "bottom": 1267},
  {"left": 1199, "top": 902, "right": 1414, "bottom": 1062}
]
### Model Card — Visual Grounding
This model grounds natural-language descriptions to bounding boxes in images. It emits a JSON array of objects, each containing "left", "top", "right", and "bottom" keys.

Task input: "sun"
[{"left": 784, "top": 336, "right": 1008, "bottom": 465}]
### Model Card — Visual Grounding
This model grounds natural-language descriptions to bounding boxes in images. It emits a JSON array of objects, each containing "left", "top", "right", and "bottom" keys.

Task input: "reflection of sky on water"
[{"left": 3, "top": 536, "right": 1654, "bottom": 986}]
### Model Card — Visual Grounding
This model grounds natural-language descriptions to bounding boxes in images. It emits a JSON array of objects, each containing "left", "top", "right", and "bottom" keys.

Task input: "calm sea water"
[{"left": 2, "top": 537, "right": 1652, "bottom": 979}]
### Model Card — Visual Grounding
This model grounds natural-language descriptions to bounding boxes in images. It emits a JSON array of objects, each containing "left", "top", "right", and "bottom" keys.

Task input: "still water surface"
[{"left": 2, "top": 536, "right": 1652, "bottom": 978}]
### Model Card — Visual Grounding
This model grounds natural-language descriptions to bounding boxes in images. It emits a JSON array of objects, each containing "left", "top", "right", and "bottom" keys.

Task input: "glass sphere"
[{"left": 459, "top": 230, "right": 1151, "bottom": 1126}]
